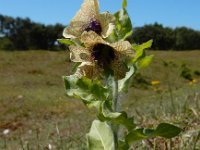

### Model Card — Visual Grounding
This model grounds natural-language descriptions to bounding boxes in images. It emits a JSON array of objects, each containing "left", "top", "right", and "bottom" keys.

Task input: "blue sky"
[{"left": 0, "top": 0, "right": 200, "bottom": 30}]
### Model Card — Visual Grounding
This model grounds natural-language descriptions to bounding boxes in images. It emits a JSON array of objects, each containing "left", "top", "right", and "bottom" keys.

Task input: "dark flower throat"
[
  {"left": 92, "top": 44, "right": 115, "bottom": 68},
  {"left": 85, "top": 20, "right": 102, "bottom": 35}
]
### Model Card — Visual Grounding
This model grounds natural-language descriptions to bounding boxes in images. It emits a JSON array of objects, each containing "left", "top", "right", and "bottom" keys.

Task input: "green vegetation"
[
  {"left": 132, "top": 23, "right": 200, "bottom": 50},
  {"left": 60, "top": 0, "right": 178, "bottom": 147},
  {"left": 1, "top": 14, "right": 200, "bottom": 51},
  {"left": 0, "top": 50, "right": 200, "bottom": 149},
  {"left": 0, "top": 14, "right": 65, "bottom": 50}
]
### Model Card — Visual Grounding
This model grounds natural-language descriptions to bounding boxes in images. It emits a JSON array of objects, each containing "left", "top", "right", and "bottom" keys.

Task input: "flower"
[
  {"left": 71, "top": 31, "right": 134, "bottom": 79},
  {"left": 63, "top": 0, "right": 115, "bottom": 39},
  {"left": 151, "top": 80, "right": 160, "bottom": 86},
  {"left": 189, "top": 79, "right": 198, "bottom": 85},
  {"left": 3, "top": 129, "right": 10, "bottom": 135}
]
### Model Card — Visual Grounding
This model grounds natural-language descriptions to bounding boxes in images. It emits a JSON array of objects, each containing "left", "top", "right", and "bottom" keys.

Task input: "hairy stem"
[
  {"left": 112, "top": 79, "right": 119, "bottom": 149},
  {"left": 113, "top": 79, "right": 119, "bottom": 112}
]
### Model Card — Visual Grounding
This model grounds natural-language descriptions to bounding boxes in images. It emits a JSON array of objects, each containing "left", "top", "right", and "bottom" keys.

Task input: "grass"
[{"left": 0, "top": 50, "right": 200, "bottom": 149}]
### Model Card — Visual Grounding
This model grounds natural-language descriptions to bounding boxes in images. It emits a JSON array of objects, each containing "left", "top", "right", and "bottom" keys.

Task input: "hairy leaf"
[
  {"left": 63, "top": 75, "right": 109, "bottom": 108},
  {"left": 58, "top": 38, "right": 82, "bottom": 46},
  {"left": 118, "top": 140, "right": 129, "bottom": 150},
  {"left": 98, "top": 101, "right": 136, "bottom": 131},
  {"left": 87, "top": 120, "right": 115, "bottom": 150},
  {"left": 126, "top": 123, "right": 182, "bottom": 145},
  {"left": 138, "top": 55, "right": 154, "bottom": 68},
  {"left": 118, "top": 65, "right": 135, "bottom": 92},
  {"left": 126, "top": 128, "right": 154, "bottom": 143},
  {"left": 131, "top": 39, "right": 153, "bottom": 63},
  {"left": 57, "top": 39, "right": 75, "bottom": 45},
  {"left": 153, "top": 123, "right": 182, "bottom": 138},
  {"left": 106, "top": 7, "right": 132, "bottom": 42}
]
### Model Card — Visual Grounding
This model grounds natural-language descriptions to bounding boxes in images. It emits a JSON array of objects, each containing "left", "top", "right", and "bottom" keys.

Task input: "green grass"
[{"left": 0, "top": 50, "right": 200, "bottom": 149}]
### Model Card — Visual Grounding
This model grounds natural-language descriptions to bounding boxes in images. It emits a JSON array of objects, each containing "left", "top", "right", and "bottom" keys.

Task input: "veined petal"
[
  {"left": 111, "top": 51, "right": 129, "bottom": 79},
  {"left": 74, "top": 62, "right": 99, "bottom": 78},
  {"left": 99, "top": 12, "right": 115, "bottom": 38},
  {"left": 111, "top": 41, "right": 134, "bottom": 57},
  {"left": 63, "top": 0, "right": 100, "bottom": 38},
  {"left": 111, "top": 59, "right": 128, "bottom": 79},
  {"left": 69, "top": 46, "right": 90, "bottom": 62},
  {"left": 81, "top": 31, "right": 106, "bottom": 46},
  {"left": 63, "top": 22, "right": 84, "bottom": 39},
  {"left": 110, "top": 41, "right": 134, "bottom": 79},
  {"left": 70, "top": 32, "right": 134, "bottom": 79},
  {"left": 80, "top": 33, "right": 134, "bottom": 79}
]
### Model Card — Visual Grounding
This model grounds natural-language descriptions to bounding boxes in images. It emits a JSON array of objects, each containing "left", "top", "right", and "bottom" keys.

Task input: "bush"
[{"left": 0, "top": 37, "right": 14, "bottom": 50}]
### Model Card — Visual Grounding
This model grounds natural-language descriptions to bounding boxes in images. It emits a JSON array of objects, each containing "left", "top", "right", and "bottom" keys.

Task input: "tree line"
[
  {"left": 0, "top": 14, "right": 65, "bottom": 50},
  {"left": 1, "top": 14, "right": 200, "bottom": 51},
  {"left": 132, "top": 23, "right": 200, "bottom": 50}
]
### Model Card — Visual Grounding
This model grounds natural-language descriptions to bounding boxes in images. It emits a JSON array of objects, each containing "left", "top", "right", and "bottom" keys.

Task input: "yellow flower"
[
  {"left": 71, "top": 31, "right": 134, "bottom": 79},
  {"left": 63, "top": 0, "right": 115, "bottom": 39},
  {"left": 151, "top": 80, "right": 160, "bottom": 86},
  {"left": 189, "top": 79, "right": 198, "bottom": 85}
]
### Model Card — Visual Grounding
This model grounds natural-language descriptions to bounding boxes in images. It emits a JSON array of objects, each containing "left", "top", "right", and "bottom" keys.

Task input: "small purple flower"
[{"left": 85, "top": 20, "right": 102, "bottom": 35}]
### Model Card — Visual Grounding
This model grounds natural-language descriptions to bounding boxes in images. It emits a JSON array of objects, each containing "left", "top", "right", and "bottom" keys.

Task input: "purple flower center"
[
  {"left": 85, "top": 20, "right": 102, "bottom": 35},
  {"left": 91, "top": 43, "right": 115, "bottom": 68}
]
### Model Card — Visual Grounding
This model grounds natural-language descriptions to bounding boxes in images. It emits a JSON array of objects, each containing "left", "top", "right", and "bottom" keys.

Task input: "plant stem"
[
  {"left": 112, "top": 79, "right": 119, "bottom": 149},
  {"left": 113, "top": 79, "right": 119, "bottom": 112}
]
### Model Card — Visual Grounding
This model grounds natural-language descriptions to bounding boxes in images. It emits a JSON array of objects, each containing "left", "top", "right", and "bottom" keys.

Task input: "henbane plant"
[{"left": 58, "top": 0, "right": 182, "bottom": 149}]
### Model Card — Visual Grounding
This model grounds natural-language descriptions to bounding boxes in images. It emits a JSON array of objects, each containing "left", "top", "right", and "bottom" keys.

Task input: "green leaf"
[
  {"left": 57, "top": 39, "right": 75, "bottom": 45},
  {"left": 132, "top": 39, "right": 153, "bottom": 52},
  {"left": 118, "top": 140, "right": 129, "bottom": 150},
  {"left": 106, "top": 8, "right": 132, "bottom": 42},
  {"left": 153, "top": 123, "right": 182, "bottom": 138},
  {"left": 87, "top": 120, "right": 115, "bottom": 150},
  {"left": 63, "top": 75, "right": 109, "bottom": 108},
  {"left": 71, "top": 62, "right": 81, "bottom": 73},
  {"left": 118, "top": 65, "right": 135, "bottom": 92},
  {"left": 138, "top": 55, "right": 154, "bottom": 68},
  {"left": 131, "top": 39, "right": 153, "bottom": 64},
  {"left": 122, "top": 0, "right": 127, "bottom": 9},
  {"left": 58, "top": 38, "right": 83, "bottom": 46},
  {"left": 99, "top": 101, "right": 136, "bottom": 131},
  {"left": 115, "top": 9, "right": 133, "bottom": 40},
  {"left": 126, "top": 123, "right": 182, "bottom": 145},
  {"left": 126, "top": 128, "right": 154, "bottom": 144}
]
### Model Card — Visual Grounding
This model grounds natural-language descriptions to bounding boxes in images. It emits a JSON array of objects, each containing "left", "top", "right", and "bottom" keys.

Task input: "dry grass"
[{"left": 0, "top": 50, "right": 200, "bottom": 149}]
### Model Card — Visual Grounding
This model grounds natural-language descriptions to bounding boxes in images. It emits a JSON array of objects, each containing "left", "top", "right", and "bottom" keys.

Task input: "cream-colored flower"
[
  {"left": 71, "top": 31, "right": 134, "bottom": 79},
  {"left": 63, "top": 0, "right": 115, "bottom": 39}
]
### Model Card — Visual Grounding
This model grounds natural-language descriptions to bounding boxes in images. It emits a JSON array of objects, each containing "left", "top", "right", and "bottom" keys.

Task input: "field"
[{"left": 0, "top": 50, "right": 200, "bottom": 149}]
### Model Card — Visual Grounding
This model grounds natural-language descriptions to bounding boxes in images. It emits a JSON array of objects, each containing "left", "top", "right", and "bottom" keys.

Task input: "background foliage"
[
  {"left": 1, "top": 14, "right": 200, "bottom": 50},
  {"left": 0, "top": 14, "right": 65, "bottom": 50}
]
